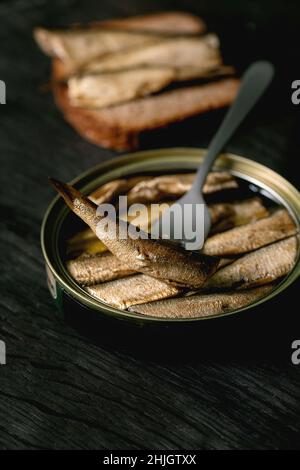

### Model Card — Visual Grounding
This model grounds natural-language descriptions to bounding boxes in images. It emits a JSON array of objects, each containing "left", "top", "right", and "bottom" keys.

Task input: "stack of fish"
[{"left": 51, "top": 172, "right": 298, "bottom": 319}]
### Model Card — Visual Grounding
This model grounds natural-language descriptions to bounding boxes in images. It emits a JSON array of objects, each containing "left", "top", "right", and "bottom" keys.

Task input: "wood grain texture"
[{"left": 0, "top": 0, "right": 300, "bottom": 450}]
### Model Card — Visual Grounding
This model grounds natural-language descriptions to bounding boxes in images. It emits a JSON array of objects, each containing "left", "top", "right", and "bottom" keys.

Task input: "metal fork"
[{"left": 152, "top": 61, "right": 274, "bottom": 250}]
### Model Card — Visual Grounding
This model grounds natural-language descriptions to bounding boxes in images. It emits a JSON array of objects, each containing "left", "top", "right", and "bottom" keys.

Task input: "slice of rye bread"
[{"left": 53, "top": 58, "right": 240, "bottom": 150}]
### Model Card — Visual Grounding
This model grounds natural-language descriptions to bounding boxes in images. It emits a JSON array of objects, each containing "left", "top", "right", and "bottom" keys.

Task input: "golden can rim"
[{"left": 41, "top": 147, "right": 300, "bottom": 324}]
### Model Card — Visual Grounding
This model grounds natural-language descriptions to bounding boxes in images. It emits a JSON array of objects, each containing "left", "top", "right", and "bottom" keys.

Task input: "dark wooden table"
[{"left": 1, "top": 0, "right": 300, "bottom": 450}]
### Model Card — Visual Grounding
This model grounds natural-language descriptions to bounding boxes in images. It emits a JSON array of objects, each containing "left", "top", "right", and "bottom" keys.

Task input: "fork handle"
[{"left": 192, "top": 61, "right": 274, "bottom": 190}]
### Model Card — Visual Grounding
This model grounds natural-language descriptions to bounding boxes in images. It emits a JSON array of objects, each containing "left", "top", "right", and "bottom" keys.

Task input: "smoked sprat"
[{"left": 50, "top": 171, "right": 298, "bottom": 318}]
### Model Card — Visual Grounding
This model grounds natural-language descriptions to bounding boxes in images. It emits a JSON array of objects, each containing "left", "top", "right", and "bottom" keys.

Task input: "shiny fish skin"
[
  {"left": 68, "top": 64, "right": 235, "bottom": 109},
  {"left": 67, "top": 203, "right": 155, "bottom": 257},
  {"left": 67, "top": 197, "right": 266, "bottom": 257},
  {"left": 204, "top": 236, "right": 298, "bottom": 290},
  {"left": 84, "top": 35, "right": 222, "bottom": 74},
  {"left": 230, "top": 197, "right": 268, "bottom": 226},
  {"left": 208, "top": 202, "right": 234, "bottom": 228},
  {"left": 69, "top": 67, "right": 179, "bottom": 109},
  {"left": 203, "top": 209, "right": 297, "bottom": 256},
  {"left": 67, "top": 252, "right": 233, "bottom": 287},
  {"left": 126, "top": 171, "right": 238, "bottom": 204},
  {"left": 130, "top": 285, "right": 273, "bottom": 318},
  {"left": 89, "top": 176, "right": 150, "bottom": 205},
  {"left": 50, "top": 178, "right": 219, "bottom": 289},
  {"left": 96, "top": 222, "right": 219, "bottom": 289},
  {"left": 86, "top": 274, "right": 181, "bottom": 309},
  {"left": 34, "top": 27, "right": 163, "bottom": 71},
  {"left": 67, "top": 252, "right": 134, "bottom": 285},
  {"left": 209, "top": 197, "right": 269, "bottom": 234}
]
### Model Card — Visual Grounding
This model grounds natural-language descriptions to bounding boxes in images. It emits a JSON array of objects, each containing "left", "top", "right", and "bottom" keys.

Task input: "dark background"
[{"left": 0, "top": 0, "right": 300, "bottom": 450}]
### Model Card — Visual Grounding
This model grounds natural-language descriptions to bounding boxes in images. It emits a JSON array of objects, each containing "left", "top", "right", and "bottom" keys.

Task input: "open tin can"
[{"left": 41, "top": 148, "right": 300, "bottom": 354}]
